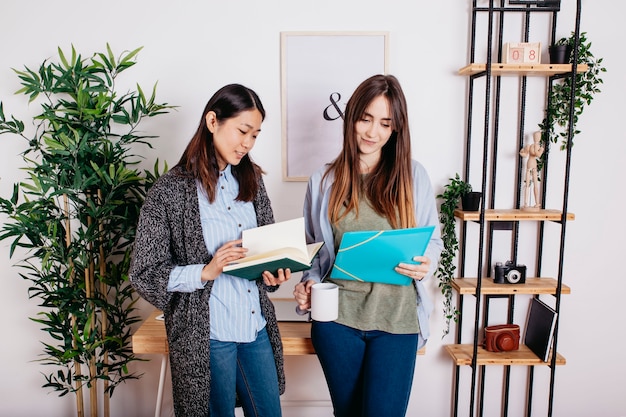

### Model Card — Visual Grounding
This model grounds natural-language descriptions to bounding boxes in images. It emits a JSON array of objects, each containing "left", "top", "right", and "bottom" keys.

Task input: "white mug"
[{"left": 310, "top": 282, "right": 339, "bottom": 322}]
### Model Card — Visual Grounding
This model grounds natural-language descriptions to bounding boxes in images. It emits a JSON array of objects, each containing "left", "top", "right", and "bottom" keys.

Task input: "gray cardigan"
[{"left": 130, "top": 166, "right": 285, "bottom": 417}]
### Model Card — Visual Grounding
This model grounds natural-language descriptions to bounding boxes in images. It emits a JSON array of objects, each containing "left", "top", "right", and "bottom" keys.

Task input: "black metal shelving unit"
[{"left": 445, "top": 1, "right": 582, "bottom": 416}]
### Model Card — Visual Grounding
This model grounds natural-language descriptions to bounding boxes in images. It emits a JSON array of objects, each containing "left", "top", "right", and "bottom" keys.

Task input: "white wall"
[{"left": 0, "top": 1, "right": 624, "bottom": 416}]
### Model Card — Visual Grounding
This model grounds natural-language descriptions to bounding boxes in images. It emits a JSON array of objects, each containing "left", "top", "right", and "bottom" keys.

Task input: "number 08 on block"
[{"left": 503, "top": 42, "right": 541, "bottom": 64}]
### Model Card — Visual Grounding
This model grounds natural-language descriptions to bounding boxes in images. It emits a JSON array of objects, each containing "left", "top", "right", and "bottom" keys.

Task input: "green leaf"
[
  {"left": 119, "top": 46, "right": 143, "bottom": 66},
  {"left": 58, "top": 46, "right": 70, "bottom": 70},
  {"left": 106, "top": 43, "right": 116, "bottom": 68}
]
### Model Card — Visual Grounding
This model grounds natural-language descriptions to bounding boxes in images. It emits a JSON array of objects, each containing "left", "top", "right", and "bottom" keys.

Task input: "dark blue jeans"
[
  {"left": 209, "top": 327, "right": 281, "bottom": 417},
  {"left": 311, "top": 320, "right": 419, "bottom": 417}
]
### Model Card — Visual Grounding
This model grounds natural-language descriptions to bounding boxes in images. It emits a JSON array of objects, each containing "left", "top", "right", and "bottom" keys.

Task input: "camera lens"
[{"left": 506, "top": 270, "right": 522, "bottom": 284}]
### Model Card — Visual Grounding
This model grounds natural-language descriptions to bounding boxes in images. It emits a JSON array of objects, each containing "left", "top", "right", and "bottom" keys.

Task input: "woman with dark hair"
[
  {"left": 293, "top": 74, "right": 443, "bottom": 417},
  {"left": 131, "top": 84, "right": 289, "bottom": 417}
]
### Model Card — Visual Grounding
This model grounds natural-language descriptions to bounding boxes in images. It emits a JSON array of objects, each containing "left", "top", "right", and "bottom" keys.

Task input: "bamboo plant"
[{"left": 0, "top": 44, "right": 174, "bottom": 417}]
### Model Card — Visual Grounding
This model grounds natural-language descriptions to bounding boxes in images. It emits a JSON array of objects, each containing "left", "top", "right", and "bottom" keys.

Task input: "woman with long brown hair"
[{"left": 294, "top": 74, "right": 443, "bottom": 417}]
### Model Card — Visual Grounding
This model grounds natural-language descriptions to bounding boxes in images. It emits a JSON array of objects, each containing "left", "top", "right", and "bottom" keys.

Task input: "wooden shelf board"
[
  {"left": 452, "top": 277, "right": 570, "bottom": 295},
  {"left": 459, "top": 63, "right": 589, "bottom": 76},
  {"left": 445, "top": 343, "right": 566, "bottom": 366},
  {"left": 454, "top": 208, "right": 574, "bottom": 222}
]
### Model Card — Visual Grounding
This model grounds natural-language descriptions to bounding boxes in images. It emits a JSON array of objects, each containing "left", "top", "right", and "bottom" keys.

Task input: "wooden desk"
[
  {"left": 133, "top": 309, "right": 315, "bottom": 356},
  {"left": 132, "top": 309, "right": 315, "bottom": 417},
  {"left": 133, "top": 308, "right": 424, "bottom": 416}
]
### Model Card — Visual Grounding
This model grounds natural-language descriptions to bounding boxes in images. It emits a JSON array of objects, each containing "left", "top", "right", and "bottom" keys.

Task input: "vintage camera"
[
  {"left": 483, "top": 324, "right": 520, "bottom": 352},
  {"left": 493, "top": 260, "right": 526, "bottom": 284}
]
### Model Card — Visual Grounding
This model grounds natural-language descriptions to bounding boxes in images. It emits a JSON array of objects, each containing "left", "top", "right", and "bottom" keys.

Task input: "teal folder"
[{"left": 330, "top": 225, "right": 435, "bottom": 286}]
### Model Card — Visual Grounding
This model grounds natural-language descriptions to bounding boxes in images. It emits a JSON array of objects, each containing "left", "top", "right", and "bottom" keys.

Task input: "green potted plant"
[
  {"left": 436, "top": 174, "right": 478, "bottom": 337},
  {"left": 0, "top": 44, "right": 174, "bottom": 417},
  {"left": 548, "top": 37, "right": 572, "bottom": 64},
  {"left": 539, "top": 31, "right": 606, "bottom": 159},
  {"left": 461, "top": 190, "right": 482, "bottom": 212}
]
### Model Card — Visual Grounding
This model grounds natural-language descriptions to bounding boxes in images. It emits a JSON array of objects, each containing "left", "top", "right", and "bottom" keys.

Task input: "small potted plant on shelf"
[
  {"left": 548, "top": 37, "right": 572, "bottom": 64},
  {"left": 436, "top": 174, "right": 480, "bottom": 337},
  {"left": 462, "top": 189, "right": 482, "bottom": 212}
]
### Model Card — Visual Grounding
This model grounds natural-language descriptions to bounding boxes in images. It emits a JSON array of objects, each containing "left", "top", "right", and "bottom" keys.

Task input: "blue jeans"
[
  {"left": 209, "top": 327, "right": 281, "bottom": 417},
  {"left": 311, "top": 321, "right": 419, "bottom": 417}
]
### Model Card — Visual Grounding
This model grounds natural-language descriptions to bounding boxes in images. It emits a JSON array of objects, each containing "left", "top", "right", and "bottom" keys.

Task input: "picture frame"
[{"left": 280, "top": 31, "right": 389, "bottom": 181}]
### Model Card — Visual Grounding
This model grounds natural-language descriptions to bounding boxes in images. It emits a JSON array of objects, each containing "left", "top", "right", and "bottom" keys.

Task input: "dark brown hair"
[
  {"left": 324, "top": 74, "right": 416, "bottom": 229},
  {"left": 176, "top": 84, "right": 265, "bottom": 202}
]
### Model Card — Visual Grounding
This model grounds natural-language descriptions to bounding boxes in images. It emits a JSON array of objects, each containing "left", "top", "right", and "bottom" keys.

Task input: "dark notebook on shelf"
[{"left": 524, "top": 297, "right": 558, "bottom": 362}]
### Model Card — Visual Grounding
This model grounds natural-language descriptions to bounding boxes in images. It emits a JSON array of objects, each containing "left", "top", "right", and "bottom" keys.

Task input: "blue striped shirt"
[{"left": 167, "top": 165, "right": 266, "bottom": 342}]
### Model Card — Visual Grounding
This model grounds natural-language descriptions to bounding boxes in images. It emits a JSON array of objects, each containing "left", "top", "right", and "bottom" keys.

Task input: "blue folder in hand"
[{"left": 330, "top": 225, "right": 435, "bottom": 286}]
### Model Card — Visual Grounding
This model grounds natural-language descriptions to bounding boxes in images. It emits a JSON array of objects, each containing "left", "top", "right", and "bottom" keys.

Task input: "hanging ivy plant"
[
  {"left": 436, "top": 174, "right": 470, "bottom": 337},
  {"left": 538, "top": 31, "right": 606, "bottom": 168}
]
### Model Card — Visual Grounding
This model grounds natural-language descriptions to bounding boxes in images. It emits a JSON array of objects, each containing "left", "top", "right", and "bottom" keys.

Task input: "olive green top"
[{"left": 327, "top": 189, "right": 419, "bottom": 334}]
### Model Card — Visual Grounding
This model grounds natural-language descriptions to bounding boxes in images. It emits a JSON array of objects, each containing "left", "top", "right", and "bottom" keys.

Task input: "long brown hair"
[
  {"left": 324, "top": 74, "right": 415, "bottom": 229},
  {"left": 176, "top": 84, "right": 265, "bottom": 202}
]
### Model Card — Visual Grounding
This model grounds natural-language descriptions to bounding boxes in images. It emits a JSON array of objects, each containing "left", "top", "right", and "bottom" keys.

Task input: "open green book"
[
  {"left": 330, "top": 225, "right": 435, "bottom": 286},
  {"left": 223, "top": 217, "right": 324, "bottom": 280}
]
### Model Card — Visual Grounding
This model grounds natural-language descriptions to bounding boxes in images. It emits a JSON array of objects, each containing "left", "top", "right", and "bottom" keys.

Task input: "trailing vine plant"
[
  {"left": 436, "top": 174, "right": 471, "bottom": 337},
  {"left": 538, "top": 31, "right": 606, "bottom": 168},
  {"left": 0, "top": 44, "right": 174, "bottom": 417}
]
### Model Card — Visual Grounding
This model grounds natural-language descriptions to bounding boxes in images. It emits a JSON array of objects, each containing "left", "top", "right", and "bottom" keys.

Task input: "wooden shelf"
[
  {"left": 445, "top": 343, "right": 566, "bottom": 366},
  {"left": 454, "top": 208, "right": 574, "bottom": 222},
  {"left": 452, "top": 277, "right": 570, "bottom": 295},
  {"left": 459, "top": 63, "right": 588, "bottom": 76}
]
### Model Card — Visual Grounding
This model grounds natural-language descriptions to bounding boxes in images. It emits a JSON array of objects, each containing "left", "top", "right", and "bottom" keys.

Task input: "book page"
[
  {"left": 242, "top": 217, "right": 307, "bottom": 258},
  {"left": 227, "top": 247, "right": 309, "bottom": 266},
  {"left": 307, "top": 242, "right": 325, "bottom": 259}
]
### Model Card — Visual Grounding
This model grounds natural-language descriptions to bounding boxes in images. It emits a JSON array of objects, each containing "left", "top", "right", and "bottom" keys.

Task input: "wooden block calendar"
[{"left": 503, "top": 42, "right": 541, "bottom": 64}]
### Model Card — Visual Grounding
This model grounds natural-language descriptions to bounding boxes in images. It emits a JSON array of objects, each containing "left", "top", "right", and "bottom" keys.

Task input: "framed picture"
[{"left": 280, "top": 31, "right": 389, "bottom": 181}]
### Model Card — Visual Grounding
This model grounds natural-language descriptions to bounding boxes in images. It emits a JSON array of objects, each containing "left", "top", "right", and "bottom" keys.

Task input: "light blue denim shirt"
[
  {"left": 167, "top": 165, "right": 265, "bottom": 342},
  {"left": 301, "top": 160, "right": 443, "bottom": 348}
]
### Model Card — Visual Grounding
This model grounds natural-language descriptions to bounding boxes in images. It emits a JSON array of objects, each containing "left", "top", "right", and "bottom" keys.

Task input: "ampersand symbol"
[{"left": 323, "top": 92, "right": 345, "bottom": 121}]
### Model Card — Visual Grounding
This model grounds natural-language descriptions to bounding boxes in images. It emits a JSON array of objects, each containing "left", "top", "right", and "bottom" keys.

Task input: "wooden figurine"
[{"left": 519, "top": 131, "right": 544, "bottom": 210}]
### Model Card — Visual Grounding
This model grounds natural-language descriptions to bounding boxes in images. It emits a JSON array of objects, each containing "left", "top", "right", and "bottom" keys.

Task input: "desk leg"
[{"left": 155, "top": 354, "right": 168, "bottom": 417}]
